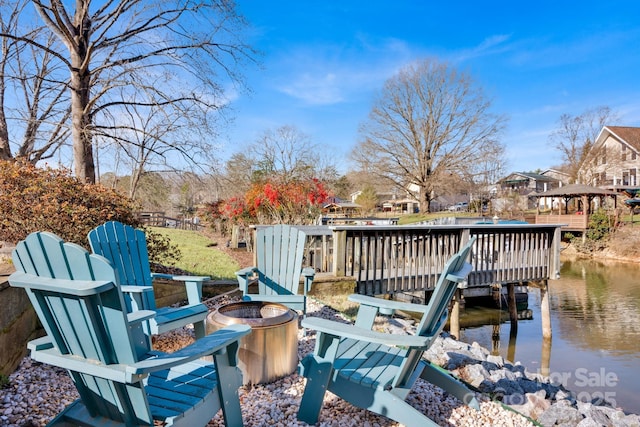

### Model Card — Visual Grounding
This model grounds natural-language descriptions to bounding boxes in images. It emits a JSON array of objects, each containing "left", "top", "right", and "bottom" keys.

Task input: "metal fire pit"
[{"left": 206, "top": 301, "right": 298, "bottom": 385}]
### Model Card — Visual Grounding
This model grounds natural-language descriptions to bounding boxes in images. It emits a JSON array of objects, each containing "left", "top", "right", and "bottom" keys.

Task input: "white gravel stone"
[{"left": 0, "top": 296, "right": 538, "bottom": 427}]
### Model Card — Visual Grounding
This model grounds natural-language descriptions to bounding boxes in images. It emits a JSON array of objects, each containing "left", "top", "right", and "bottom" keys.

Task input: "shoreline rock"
[{"left": 384, "top": 315, "right": 640, "bottom": 427}]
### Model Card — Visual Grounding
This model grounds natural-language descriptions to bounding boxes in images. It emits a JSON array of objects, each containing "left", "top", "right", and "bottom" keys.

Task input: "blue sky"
[{"left": 223, "top": 0, "right": 640, "bottom": 175}]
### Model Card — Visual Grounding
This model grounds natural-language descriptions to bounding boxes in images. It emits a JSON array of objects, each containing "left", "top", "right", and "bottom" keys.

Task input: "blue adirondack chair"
[
  {"left": 88, "top": 221, "right": 209, "bottom": 339},
  {"left": 236, "top": 224, "right": 315, "bottom": 316},
  {"left": 9, "top": 231, "right": 250, "bottom": 426},
  {"left": 297, "top": 237, "right": 479, "bottom": 427}
]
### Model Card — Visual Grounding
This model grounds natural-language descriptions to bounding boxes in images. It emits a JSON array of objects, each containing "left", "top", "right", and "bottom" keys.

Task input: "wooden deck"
[{"left": 294, "top": 224, "right": 561, "bottom": 300}]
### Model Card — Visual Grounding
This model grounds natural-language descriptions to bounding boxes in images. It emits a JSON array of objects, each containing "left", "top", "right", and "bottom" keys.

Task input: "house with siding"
[
  {"left": 581, "top": 126, "right": 640, "bottom": 189},
  {"left": 498, "top": 171, "right": 562, "bottom": 193},
  {"left": 496, "top": 171, "right": 562, "bottom": 211}
]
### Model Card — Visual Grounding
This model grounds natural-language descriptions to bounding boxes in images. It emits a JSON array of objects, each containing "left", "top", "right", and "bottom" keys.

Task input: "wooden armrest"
[
  {"left": 28, "top": 324, "right": 252, "bottom": 384},
  {"left": 120, "top": 285, "right": 153, "bottom": 294},
  {"left": 152, "top": 273, "right": 210, "bottom": 283},
  {"left": 28, "top": 345, "right": 141, "bottom": 383},
  {"left": 236, "top": 267, "right": 257, "bottom": 294},
  {"left": 27, "top": 336, "right": 54, "bottom": 351},
  {"left": 9, "top": 272, "right": 115, "bottom": 296},
  {"left": 127, "top": 310, "right": 156, "bottom": 324},
  {"left": 235, "top": 267, "right": 257, "bottom": 278},
  {"left": 348, "top": 294, "right": 431, "bottom": 315},
  {"left": 302, "top": 267, "right": 315, "bottom": 293},
  {"left": 302, "top": 317, "right": 429, "bottom": 348},
  {"left": 445, "top": 263, "right": 472, "bottom": 283},
  {"left": 128, "top": 324, "right": 252, "bottom": 374}
]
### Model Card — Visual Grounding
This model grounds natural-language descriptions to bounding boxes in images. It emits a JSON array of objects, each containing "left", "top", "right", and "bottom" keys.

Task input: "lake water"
[{"left": 458, "top": 258, "right": 640, "bottom": 415}]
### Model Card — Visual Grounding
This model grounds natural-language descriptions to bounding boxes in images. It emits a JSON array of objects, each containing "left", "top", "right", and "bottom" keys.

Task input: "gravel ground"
[{"left": 1, "top": 295, "right": 535, "bottom": 427}]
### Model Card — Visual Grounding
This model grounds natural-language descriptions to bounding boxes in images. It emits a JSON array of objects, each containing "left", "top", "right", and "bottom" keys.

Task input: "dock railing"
[{"left": 291, "top": 224, "right": 563, "bottom": 296}]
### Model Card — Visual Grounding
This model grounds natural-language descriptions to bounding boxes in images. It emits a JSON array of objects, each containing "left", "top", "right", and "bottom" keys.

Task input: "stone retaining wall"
[{"left": 0, "top": 278, "right": 43, "bottom": 376}]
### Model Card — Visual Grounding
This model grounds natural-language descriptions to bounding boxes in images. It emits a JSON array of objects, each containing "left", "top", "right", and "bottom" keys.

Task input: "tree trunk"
[
  {"left": 420, "top": 185, "right": 432, "bottom": 213},
  {"left": 70, "top": 75, "right": 95, "bottom": 183},
  {"left": 69, "top": 33, "right": 95, "bottom": 183},
  {"left": 0, "top": 74, "right": 11, "bottom": 160},
  {"left": 0, "top": 116, "right": 11, "bottom": 160}
]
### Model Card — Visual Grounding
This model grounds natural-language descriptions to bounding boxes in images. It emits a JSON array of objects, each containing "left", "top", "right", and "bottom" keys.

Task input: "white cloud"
[
  {"left": 265, "top": 35, "right": 421, "bottom": 106},
  {"left": 278, "top": 72, "right": 343, "bottom": 105},
  {"left": 452, "top": 34, "right": 514, "bottom": 63}
]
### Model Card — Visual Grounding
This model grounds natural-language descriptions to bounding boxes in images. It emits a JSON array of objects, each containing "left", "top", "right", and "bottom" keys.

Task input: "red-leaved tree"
[{"left": 245, "top": 178, "right": 329, "bottom": 225}]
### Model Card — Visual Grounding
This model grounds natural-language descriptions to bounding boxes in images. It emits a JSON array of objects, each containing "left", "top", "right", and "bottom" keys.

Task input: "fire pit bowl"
[{"left": 206, "top": 301, "right": 298, "bottom": 385}]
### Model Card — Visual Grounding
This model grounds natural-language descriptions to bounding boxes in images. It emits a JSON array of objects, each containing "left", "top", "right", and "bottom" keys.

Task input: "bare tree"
[
  {"left": 2, "top": 0, "right": 255, "bottom": 183},
  {"left": 549, "top": 106, "right": 618, "bottom": 184},
  {"left": 250, "top": 125, "right": 320, "bottom": 183},
  {"left": 0, "top": 0, "right": 71, "bottom": 162},
  {"left": 351, "top": 58, "right": 507, "bottom": 213},
  {"left": 98, "top": 88, "right": 222, "bottom": 200},
  {"left": 467, "top": 139, "right": 507, "bottom": 213}
]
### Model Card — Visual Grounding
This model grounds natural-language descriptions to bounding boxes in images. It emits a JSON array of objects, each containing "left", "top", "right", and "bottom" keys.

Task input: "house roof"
[
  {"left": 323, "top": 202, "right": 361, "bottom": 209},
  {"left": 597, "top": 126, "right": 640, "bottom": 151},
  {"left": 541, "top": 168, "right": 570, "bottom": 177},
  {"left": 499, "top": 171, "right": 558, "bottom": 183},
  {"left": 531, "top": 183, "right": 617, "bottom": 197}
]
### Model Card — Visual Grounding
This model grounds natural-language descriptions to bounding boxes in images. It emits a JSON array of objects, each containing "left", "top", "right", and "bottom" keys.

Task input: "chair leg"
[
  {"left": 297, "top": 358, "right": 333, "bottom": 425},
  {"left": 213, "top": 350, "right": 244, "bottom": 427},
  {"left": 193, "top": 319, "right": 206, "bottom": 340},
  {"left": 364, "top": 391, "right": 442, "bottom": 427},
  {"left": 420, "top": 361, "right": 480, "bottom": 410}
]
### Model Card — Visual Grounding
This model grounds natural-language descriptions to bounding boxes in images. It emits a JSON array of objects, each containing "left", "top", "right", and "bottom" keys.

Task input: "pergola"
[{"left": 531, "top": 184, "right": 618, "bottom": 215}]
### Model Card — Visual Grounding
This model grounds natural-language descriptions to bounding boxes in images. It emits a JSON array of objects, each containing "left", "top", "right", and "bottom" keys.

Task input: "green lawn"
[
  {"left": 396, "top": 211, "right": 476, "bottom": 224},
  {"left": 149, "top": 227, "right": 240, "bottom": 280}
]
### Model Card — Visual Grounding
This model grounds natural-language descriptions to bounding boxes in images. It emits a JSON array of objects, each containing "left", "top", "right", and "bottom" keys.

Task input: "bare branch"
[
  {"left": 549, "top": 106, "right": 618, "bottom": 183},
  {"left": 352, "top": 58, "right": 507, "bottom": 212}
]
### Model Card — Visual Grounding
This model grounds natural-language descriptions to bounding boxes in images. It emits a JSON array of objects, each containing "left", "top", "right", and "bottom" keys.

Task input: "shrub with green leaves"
[
  {"left": 586, "top": 208, "right": 614, "bottom": 242},
  {"left": 145, "top": 227, "right": 182, "bottom": 267},
  {"left": 0, "top": 160, "right": 140, "bottom": 247}
]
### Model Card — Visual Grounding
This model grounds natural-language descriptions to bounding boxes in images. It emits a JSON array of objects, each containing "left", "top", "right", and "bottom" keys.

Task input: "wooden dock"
[
  {"left": 324, "top": 224, "right": 562, "bottom": 300},
  {"left": 327, "top": 223, "right": 559, "bottom": 340}
]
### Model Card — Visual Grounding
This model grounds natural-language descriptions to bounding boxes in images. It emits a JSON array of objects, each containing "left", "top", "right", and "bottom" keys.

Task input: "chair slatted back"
[
  {"left": 11, "top": 232, "right": 152, "bottom": 423},
  {"left": 255, "top": 225, "right": 307, "bottom": 296},
  {"left": 88, "top": 221, "right": 153, "bottom": 287},
  {"left": 393, "top": 236, "right": 476, "bottom": 389},
  {"left": 89, "top": 221, "right": 156, "bottom": 312}
]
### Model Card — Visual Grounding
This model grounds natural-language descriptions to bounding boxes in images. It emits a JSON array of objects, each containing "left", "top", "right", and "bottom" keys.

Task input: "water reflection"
[
  {"left": 457, "top": 258, "right": 640, "bottom": 414},
  {"left": 550, "top": 259, "right": 640, "bottom": 355}
]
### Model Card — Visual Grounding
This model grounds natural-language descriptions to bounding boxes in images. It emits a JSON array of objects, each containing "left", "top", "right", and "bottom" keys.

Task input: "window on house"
[{"left": 622, "top": 144, "right": 627, "bottom": 161}]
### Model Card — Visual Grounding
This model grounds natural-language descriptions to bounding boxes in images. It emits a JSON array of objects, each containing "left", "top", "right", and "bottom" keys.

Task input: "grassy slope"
[{"left": 149, "top": 227, "right": 240, "bottom": 280}]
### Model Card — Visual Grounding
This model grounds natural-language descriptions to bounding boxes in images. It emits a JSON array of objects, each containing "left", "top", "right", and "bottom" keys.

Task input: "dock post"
[
  {"left": 332, "top": 229, "right": 347, "bottom": 277},
  {"left": 507, "top": 282, "right": 518, "bottom": 333},
  {"left": 450, "top": 289, "right": 461, "bottom": 339},
  {"left": 541, "top": 336, "right": 552, "bottom": 377},
  {"left": 540, "top": 280, "right": 552, "bottom": 339}
]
